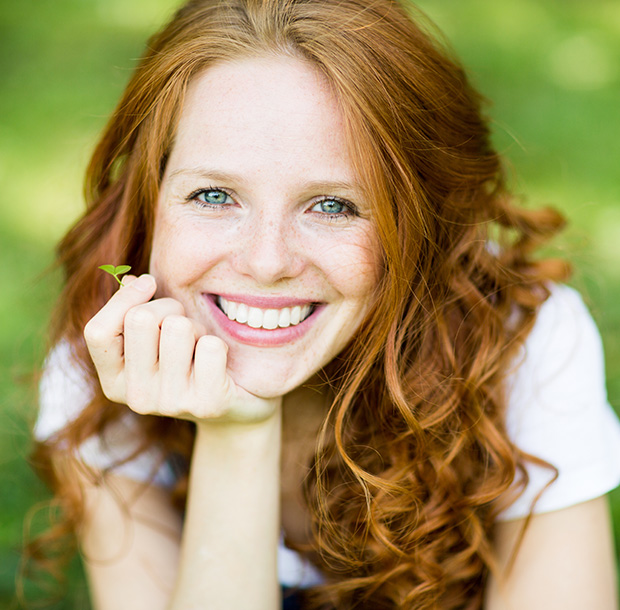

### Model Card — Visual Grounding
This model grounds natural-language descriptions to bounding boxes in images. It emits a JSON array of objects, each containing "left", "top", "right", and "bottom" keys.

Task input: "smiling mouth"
[{"left": 216, "top": 296, "right": 315, "bottom": 330}]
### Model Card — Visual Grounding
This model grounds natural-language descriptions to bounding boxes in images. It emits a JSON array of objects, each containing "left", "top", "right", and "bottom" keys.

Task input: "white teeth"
[
  {"left": 278, "top": 308, "right": 291, "bottom": 328},
  {"left": 247, "top": 307, "right": 263, "bottom": 328},
  {"left": 263, "top": 309, "right": 279, "bottom": 330},
  {"left": 236, "top": 303, "right": 249, "bottom": 323},
  {"left": 290, "top": 306, "right": 301, "bottom": 325},
  {"left": 217, "top": 297, "right": 313, "bottom": 330}
]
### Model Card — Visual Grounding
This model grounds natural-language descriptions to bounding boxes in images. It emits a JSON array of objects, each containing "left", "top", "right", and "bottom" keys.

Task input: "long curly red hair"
[{"left": 28, "top": 0, "right": 568, "bottom": 607}]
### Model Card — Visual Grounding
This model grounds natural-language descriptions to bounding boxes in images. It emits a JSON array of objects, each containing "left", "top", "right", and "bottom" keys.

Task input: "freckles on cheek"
[
  {"left": 149, "top": 219, "right": 189, "bottom": 282},
  {"left": 333, "top": 237, "right": 382, "bottom": 295}
]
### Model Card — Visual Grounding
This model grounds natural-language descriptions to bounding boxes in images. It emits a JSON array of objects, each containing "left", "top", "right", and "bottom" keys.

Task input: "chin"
[
  {"left": 230, "top": 370, "right": 307, "bottom": 399},
  {"left": 226, "top": 357, "right": 320, "bottom": 399}
]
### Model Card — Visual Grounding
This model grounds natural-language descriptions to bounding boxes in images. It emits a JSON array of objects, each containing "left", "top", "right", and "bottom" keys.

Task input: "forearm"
[
  {"left": 84, "top": 277, "right": 284, "bottom": 608},
  {"left": 485, "top": 497, "right": 619, "bottom": 610},
  {"left": 169, "top": 408, "right": 282, "bottom": 610}
]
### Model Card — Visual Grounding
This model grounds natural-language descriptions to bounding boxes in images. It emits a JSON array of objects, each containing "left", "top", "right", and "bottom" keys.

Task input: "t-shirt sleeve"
[
  {"left": 497, "top": 284, "right": 620, "bottom": 521},
  {"left": 35, "top": 340, "right": 176, "bottom": 488}
]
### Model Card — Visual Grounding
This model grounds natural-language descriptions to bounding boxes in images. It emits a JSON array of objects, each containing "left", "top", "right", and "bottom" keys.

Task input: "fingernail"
[{"left": 132, "top": 274, "right": 155, "bottom": 292}]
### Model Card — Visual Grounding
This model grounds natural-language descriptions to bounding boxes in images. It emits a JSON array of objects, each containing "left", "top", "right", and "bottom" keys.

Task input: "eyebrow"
[
  {"left": 167, "top": 167, "right": 363, "bottom": 199},
  {"left": 168, "top": 167, "right": 240, "bottom": 183}
]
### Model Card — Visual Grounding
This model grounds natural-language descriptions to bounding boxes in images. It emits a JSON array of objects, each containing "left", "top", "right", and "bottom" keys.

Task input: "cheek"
[
  {"left": 149, "top": 218, "right": 178, "bottom": 283},
  {"left": 323, "top": 232, "right": 381, "bottom": 299},
  {"left": 149, "top": 216, "right": 216, "bottom": 288}
]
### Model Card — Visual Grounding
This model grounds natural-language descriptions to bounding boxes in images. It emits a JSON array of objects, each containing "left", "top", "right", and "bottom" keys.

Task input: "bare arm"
[
  {"left": 79, "top": 472, "right": 182, "bottom": 610},
  {"left": 485, "top": 496, "right": 619, "bottom": 610},
  {"left": 78, "top": 416, "right": 281, "bottom": 610},
  {"left": 170, "top": 416, "right": 281, "bottom": 609},
  {"left": 81, "top": 275, "right": 282, "bottom": 609}
]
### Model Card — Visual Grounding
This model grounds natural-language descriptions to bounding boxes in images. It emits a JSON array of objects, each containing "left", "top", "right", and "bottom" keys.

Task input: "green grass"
[{"left": 1, "top": 0, "right": 619, "bottom": 607}]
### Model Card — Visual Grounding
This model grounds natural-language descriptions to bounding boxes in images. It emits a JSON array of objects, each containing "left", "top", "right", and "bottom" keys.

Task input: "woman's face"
[{"left": 150, "top": 55, "right": 381, "bottom": 397}]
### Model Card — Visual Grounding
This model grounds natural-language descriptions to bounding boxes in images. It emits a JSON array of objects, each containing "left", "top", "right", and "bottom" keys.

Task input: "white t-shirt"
[{"left": 34, "top": 284, "right": 620, "bottom": 588}]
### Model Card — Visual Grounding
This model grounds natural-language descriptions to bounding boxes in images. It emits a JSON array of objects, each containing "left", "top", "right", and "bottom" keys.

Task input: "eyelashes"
[
  {"left": 187, "top": 187, "right": 234, "bottom": 209},
  {"left": 186, "top": 187, "right": 359, "bottom": 220},
  {"left": 309, "top": 196, "right": 357, "bottom": 219}
]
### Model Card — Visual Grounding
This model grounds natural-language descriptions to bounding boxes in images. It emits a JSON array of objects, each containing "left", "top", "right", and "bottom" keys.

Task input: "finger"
[
  {"left": 120, "top": 274, "right": 137, "bottom": 287},
  {"left": 123, "top": 298, "right": 187, "bottom": 410},
  {"left": 85, "top": 274, "right": 157, "bottom": 355},
  {"left": 84, "top": 275, "right": 158, "bottom": 397},
  {"left": 158, "top": 315, "right": 206, "bottom": 411},
  {"left": 193, "top": 335, "right": 230, "bottom": 417}
]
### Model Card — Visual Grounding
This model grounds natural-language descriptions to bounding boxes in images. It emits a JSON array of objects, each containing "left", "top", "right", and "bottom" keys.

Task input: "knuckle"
[
  {"left": 157, "top": 385, "right": 179, "bottom": 414},
  {"left": 124, "top": 306, "right": 157, "bottom": 331},
  {"left": 198, "top": 334, "right": 228, "bottom": 353},
  {"left": 193, "top": 389, "right": 227, "bottom": 419},
  {"left": 157, "top": 402, "right": 177, "bottom": 418},
  {"left": 99, "top": 379, "right": 123, "bottom": 404},
  {"left": 210, "top": 403, "right": 228, "bottom": 419},
  {"left": 159, "top": 298, "right": 186, "bottom": 316},
  {"left": 125, "top": 386, "right": 150, "bottom": 414},
  {"left": 83, "top": 318, "right": 108, "bottom": 348},
  {"left": 161, "top": 314, "right": 193, "bottom": 335}
]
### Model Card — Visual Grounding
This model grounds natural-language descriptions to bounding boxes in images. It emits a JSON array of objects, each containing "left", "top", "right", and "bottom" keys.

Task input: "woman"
[{"left": 30, "top": 0, "right": 620, "bottom": 608}]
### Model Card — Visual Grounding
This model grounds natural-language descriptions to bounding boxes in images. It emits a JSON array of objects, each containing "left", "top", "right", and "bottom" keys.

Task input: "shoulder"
[
  {"left": 34, "top": 339, "right": 94, "bottom": 440},
  {"left": 506, "top": 284, "right": 608, "bottom": 423},
  {"left": 35, "top": 340, "right": 176, "bottom": 488},
  {"left": 499, "top": 284, "right": 620, "bottom": 520},
  {"left": 516, "top": 283, "right": 603, "bottom": 370}
]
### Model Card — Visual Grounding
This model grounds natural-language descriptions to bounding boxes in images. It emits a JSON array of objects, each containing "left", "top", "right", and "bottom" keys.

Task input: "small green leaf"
[{"left": 99, "top": 263, "right": 131, "bottom": 286}]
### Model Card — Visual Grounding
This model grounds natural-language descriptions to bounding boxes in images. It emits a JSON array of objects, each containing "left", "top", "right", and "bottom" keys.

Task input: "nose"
[{"left": 233, "top": 211, "right": 305, "bottom": 285}]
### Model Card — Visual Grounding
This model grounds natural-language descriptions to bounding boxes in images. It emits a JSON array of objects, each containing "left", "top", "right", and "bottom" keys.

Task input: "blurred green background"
[{"left": 1, "top": 0, "right": 618, "bottom": 606}]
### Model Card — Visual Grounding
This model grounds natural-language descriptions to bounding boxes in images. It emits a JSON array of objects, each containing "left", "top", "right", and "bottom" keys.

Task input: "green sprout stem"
[{"left": 98, "top": 264, "right": 132, "bottom": 286}]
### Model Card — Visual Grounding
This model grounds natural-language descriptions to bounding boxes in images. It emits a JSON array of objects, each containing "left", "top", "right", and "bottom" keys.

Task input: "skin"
[
  {"left": 84, "top": 55, "right": 379, "bottom": 608},
  {"left": 81, "top": 55, "right": 619, "bottom": 609},
  {"left": 88, "top": 55, "right": 380, "bottom": 417},
  {"left": 149, "top": 55, "right": 380, "bottom": 400}
]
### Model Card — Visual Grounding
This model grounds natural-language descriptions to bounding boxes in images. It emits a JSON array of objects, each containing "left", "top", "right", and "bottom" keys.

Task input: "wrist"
[{"left": 194, "top": 402, "right": 282, "bottom": 454}]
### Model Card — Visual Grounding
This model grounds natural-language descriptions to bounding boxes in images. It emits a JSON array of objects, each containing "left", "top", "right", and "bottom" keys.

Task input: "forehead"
[{"left": 166, "top": 55, "right": 356, "bottom": 187}]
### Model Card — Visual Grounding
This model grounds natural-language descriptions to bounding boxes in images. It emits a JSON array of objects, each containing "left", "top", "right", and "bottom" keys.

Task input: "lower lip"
[{"left": 203, "top": 295, "right": 323, "bottom": 347}]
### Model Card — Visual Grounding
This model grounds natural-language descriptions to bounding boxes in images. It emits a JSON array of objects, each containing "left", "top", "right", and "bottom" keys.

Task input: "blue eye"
[
  {"left": 192, "top": 188, "right": 233, "bottom": 207},
  {"left": 311, "top": 197, "right": 353, "bottom": 217}
]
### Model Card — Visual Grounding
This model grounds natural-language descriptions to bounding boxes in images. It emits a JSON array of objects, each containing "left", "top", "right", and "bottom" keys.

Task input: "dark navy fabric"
[{"left": 282, "top": 586, "right": 305, "bottom": 609}]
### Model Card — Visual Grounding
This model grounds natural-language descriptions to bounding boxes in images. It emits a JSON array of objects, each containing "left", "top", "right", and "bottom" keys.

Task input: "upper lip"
[{"left": 209, "top": 293, "right": 320, "bottom": 309}]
